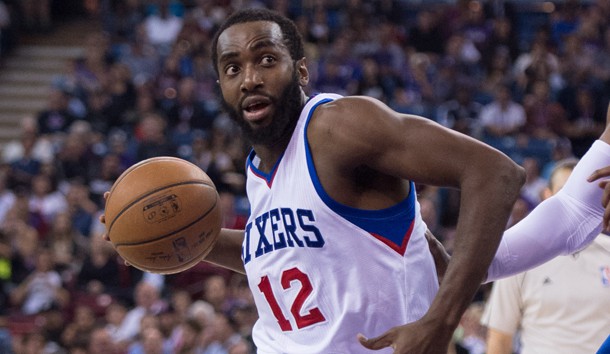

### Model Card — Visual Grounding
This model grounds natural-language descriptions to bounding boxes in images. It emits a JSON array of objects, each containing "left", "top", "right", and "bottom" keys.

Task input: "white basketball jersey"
[{"left": 243, "top": 93, "right": 439, "bottom": 354}]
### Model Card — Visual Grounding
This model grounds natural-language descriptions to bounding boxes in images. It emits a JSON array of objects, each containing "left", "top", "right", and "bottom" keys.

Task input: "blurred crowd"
[{"left": 0, "top": 0, "right": 610, "bottom": 353}]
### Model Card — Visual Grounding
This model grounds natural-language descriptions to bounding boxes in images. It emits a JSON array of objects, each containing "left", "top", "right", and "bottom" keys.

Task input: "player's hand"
[
  {"left": 98, "top": 191, "right": 131, "bottom": 266},
  {"left": 99, "top": 191, "right": 111, "bottom": 242},
  {"left": 587, "top": 166, "right": 610, "bottom": 231},
  {"left": 357, "top": 315, "right": 453, "bottom": 354},
  {"left": 425, "top": 229, "right": 449, "bottom": 284}
]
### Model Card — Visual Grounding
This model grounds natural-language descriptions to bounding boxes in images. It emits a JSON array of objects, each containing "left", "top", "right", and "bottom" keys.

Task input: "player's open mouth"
[{"left": 243, "top": 97, "right": 272, "bottom": 122}]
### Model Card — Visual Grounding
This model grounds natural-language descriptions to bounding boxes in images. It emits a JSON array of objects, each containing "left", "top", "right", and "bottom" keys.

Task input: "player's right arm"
[
  {"left": 487, "top": 103, "right": 610, "bottom": 281},
  {"left": 203, "top": 228, "right": 245, "bottom": 274}
]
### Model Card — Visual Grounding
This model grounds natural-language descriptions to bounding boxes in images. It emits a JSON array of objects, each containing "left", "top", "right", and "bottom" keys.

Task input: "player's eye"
[
  {"left": 260, "top": 55, "right": 276, "bottom": 66},
  {"left": 224, "top": 64, "right": 240, "bottom": 76}
]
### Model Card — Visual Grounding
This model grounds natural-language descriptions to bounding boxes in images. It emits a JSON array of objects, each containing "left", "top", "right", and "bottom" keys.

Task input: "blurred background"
[{"left": 0, "top": 0, "right": 608, "bottom": 353}]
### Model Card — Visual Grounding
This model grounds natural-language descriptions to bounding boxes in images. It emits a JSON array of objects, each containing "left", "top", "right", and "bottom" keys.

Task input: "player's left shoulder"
[{"left": 313, "top": 95, "right": 399, "bottom": 130}]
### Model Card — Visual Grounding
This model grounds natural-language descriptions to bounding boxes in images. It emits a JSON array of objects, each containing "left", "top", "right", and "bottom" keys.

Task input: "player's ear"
[{"left": 296, "top": 57, "right": 309, "bottom": 87}]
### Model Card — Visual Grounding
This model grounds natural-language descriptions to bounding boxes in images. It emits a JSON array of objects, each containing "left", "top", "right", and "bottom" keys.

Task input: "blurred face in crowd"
[
  {"left": 88, "top": 328, "right": 116, "bottom": 354},
  {"left": 135, "top": 281, "right": 159, "bottom": 309},
  {"left": 142, "top": 327, "right": 165, "bottom": 354},
  {"left": 216, "top": 21, "right": 308, "bottom": 146}
]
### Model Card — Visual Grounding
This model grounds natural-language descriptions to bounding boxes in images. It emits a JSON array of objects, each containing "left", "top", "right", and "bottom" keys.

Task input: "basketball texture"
[{"left": 105, "top": 157, "right": 221, "bottom": 274}]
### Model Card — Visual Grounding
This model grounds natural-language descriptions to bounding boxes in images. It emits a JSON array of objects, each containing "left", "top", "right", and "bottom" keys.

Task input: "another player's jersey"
[{"left": 243, "top": 93, "right": 439, "bottom": 354}]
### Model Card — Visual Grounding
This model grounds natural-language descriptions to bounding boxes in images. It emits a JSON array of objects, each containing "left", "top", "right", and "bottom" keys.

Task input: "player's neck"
[{"left": 252, "top": 137, "right": 290, "bottom": 174}]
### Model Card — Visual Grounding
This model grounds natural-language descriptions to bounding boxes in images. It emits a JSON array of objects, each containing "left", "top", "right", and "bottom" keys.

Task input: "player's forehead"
[{"left": 217, "top": 21, "right": 287, "bottom": 59}]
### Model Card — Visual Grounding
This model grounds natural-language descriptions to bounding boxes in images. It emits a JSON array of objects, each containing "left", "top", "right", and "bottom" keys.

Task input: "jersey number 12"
[{"left": 258, "top": 267, "right": 326, "bottom": 331}]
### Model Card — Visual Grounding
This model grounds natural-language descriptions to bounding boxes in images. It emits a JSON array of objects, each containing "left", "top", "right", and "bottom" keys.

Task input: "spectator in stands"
[
  {"left": 592, "top": 26, "right": 610, "bottom": 91},
  {"left": 118, "top": 24, "right": 161, "bottom": 87},
  {"left": 480, "top": 82, "right": 526, "bottom": 142},
  {"left": 480, "top": 47, "right": 514, "bottom": 104},
  {"left": 83, "top": 88, "right": 114, "bottom": 136},
  {"left": 45, "top": 211, "right": 87, "bottom": 276},
  {"left": 168, "top": 289, "right": 193, "bottom": 326},
  {"left": 173, "top": 318, "right": 205, "bottom": 354},
  {"left": 202, "top": 275, "right": 229, "bottom": 314},
  {"left": 9, "top": 248, "right": 69, "bottom": 315},
  {"left": 61, "top": 304, "right": 98, "bottom": 349},
  {"left": 522, "top": 79, "right": 567, "bottom": 141},
  {"left": 104, "top": 301, "right": 128, "bottom": 343},
  {"left": 407, "top": 9, "right": 445, "bottom": 57},
  {"left": 128, "top": 325, "right": 171, "bottom": 354},
  {"left": 155, "top": 53, "right": 183, "bottom": 105},
  {"left": 561, "top": 85, "right": 606, "bottom": 157},
  {"left": 436, "top": 83, "right": 482, "bottom": 137},
  {"left": 354, "top": 56, "right": 387, "bottom": 101},
  {"left": 4, "top": 208, "right": 39, "bottom": 286},
  {"left": 2, "top": 115, "right": 54, "bottom": 167},
  {"left": 481, "top": 17, "right": 519, "bottom": 72},
  {"left": 550, "top": 0, "right": 582, "bottom": 51},
  {"left": 88, "top": 153, "right": 123, "bottom": 208},
  {"left": 134, "top": 111, "right": 177, "bottom": 162},
  {"left": 6, "top": 134, "right": 44, "bottom": 192},
  {"left": 313, "top": 54, "right": 353, "bottom": 96},
  {"left": 88, "top": 325, "right": 121, "bottom": 354},
  {"left": 101, "top": 0, "right": 144, "bottom": 43},
  {"left": 65, "top": 179, "right": 98, "bottom": 237},
  {"left": 28, "top": 173, "right": 67, "bottom": 237},
  {"left": 104, "top": 62, "right": 138, "bottom": 126},
  {"left": 76, "top": 230, "right": 120, "bottom": 298},
  {"left": 513, "top": 37, "right": 561, "bottom": 98},
  {"left": 458, "top": 0, "right": 491, "bottom": 55},
  {"left": 143, "top": 0, "right": 184, "bottom": 57},
  {"left": 166, "top": 77, "right": 214, "bottom": 146},
  {"left": 204, "top": 311, "right": 251, "bottom": 354},
  {"left": 37, "top": 88, "right": 78, "bottom": 138},
  {"left": 559, "top": 32, "right": 597, "bottom": 91},
  {"left": 113, "top": 280, "right": 167, "bottom": 345}
]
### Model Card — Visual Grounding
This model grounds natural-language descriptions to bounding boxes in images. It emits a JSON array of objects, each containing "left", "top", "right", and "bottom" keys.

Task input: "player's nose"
[{"left": 240, "top": 64, "right": 263, "bottom": 92}]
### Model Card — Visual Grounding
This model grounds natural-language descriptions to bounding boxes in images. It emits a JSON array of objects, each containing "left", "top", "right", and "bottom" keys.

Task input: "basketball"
[{"left": 104, "top": 157, "right": 222, "bottom": 274}]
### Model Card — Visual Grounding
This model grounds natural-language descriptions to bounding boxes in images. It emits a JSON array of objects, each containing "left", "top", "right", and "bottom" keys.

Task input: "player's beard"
[{"left": 221, "top": 71, "right": 304, "bottom": 147}]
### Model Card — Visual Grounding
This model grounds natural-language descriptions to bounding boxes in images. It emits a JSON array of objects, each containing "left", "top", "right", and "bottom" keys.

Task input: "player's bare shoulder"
[
  {"left": 309, "top": 96, "right": 398, "bottom": 142},
  {"left": 307, "top": 95, "right": 405, "bottom": 163}
]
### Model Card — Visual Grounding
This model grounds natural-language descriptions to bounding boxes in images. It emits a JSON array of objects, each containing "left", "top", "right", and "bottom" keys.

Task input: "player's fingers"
[
  {"left": 99, "top": 214, "right": 106, "bottom": 224},
  {"left": 588, "top": 166, "right": 610, "bottom": 181},
  {"left": 425, "top": 229, "right": 449, "bottom": 283},
  {"left": 357, "top": 332, "right": 395, "bottom": 351},
  {"left": 601, "top": 181, "right": 610, "bottom": 208},
  {"left": 104, "top": 191, "right": 110, "bottom": 200},
  {"left": 604, "top": 205, "right": 610, "bottom": 232}
]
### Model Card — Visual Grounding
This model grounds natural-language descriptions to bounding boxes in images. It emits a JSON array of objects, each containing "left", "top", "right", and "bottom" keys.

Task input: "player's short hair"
[{"left": 210, "top": 8, "right": 305, "bottom": 76}]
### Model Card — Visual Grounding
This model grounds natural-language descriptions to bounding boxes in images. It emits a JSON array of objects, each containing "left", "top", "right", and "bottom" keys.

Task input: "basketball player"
[
  {"left": 102, "top": 9, "right": 610, "bottom": 354},
  {"left": 198, "top": 8, "right": 610, "bottom": 354}
]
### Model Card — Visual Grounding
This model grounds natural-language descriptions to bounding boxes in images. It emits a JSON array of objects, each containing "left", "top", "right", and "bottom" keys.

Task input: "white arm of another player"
[{"left": 486, "top": 140, "right": 610, "bottom": 282}]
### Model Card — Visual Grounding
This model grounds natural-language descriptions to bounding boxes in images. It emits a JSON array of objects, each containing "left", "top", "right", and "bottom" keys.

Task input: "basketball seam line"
[{"left": 107, "top": 180, "right": 215, "bottom": 235}]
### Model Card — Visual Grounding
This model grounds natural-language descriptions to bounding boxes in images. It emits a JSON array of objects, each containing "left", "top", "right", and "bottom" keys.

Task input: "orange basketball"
[{"left": 105, "top": 157, "right": 222, "bottom": 274}]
